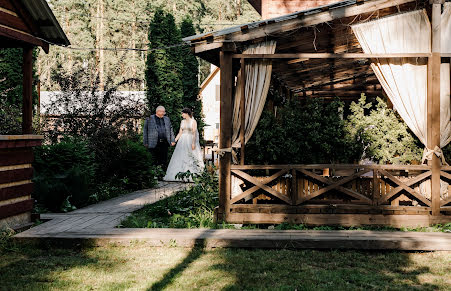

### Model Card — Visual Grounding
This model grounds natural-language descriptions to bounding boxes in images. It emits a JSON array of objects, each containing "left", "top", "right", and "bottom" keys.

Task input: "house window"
[
  {"left": 215, "top": 85, "right": 220, "bottom": 101},
  {"left": 216, "top": 123, "right": 220, "bottom": 129}
]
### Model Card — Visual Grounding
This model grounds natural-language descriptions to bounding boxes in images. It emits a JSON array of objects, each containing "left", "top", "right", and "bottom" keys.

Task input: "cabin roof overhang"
[
  {"left": 0, "top": 0, "right": 70, "bottom": 53},
  {"left": 184, "top": 0, "right": 433, "bottom": 98}
]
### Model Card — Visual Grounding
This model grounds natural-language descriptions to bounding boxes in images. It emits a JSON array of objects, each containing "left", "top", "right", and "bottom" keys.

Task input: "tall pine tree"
[
  {"left": 145, "top": 8, "right": 183, "bottom": 130},
  {"left": 180, "top": 16, "right": 204, "bottom": 139}
]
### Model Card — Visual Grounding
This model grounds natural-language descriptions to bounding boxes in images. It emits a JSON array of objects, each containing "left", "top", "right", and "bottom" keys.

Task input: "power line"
[{"left": 36, "top": 35, "right": 228, "bottom": 53}]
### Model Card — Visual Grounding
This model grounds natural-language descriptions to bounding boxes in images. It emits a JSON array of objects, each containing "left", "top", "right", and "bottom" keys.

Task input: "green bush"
[
  {"left": 0, "top": 99, "right": 21, "bottom": 135},
  {"left": 113, "top": 140, "right": 159, "bottom": 190},
  {"left": 345, "top": 95, "right": 423, "bottom": 164},
  {"left": 246, "top": 98, "right": 358, "bottom": 164},
  {"left": 33, "top": 137, "right": 96, "bottom": 212}
]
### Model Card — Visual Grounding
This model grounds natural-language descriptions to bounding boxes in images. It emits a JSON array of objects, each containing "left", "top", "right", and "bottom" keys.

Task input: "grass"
[{"left": 0, "top": 229, "right": 450, "bottom": 291}]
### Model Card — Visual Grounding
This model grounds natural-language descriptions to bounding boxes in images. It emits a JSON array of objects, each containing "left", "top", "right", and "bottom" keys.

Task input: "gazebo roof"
[
  {"left": 0, "top": 0, "right": 70, "bottom": 52},
  {"left": 184, "top": 0, "right": 430, "bottom": 99}
]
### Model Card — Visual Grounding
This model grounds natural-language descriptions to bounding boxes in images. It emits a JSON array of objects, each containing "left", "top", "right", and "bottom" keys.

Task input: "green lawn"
[{"left": 1, "top": 234, "right": 450, "bottom": 290}]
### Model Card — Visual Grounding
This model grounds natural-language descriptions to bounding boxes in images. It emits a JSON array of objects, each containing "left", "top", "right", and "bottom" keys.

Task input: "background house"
[{"left": 200, "top": 65, "right": 221, "bottom": 143}]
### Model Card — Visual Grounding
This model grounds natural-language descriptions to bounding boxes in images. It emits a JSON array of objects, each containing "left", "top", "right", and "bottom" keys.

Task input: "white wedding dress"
[{"left": 163, "top": 118, "right": 204, "bottom": 182}]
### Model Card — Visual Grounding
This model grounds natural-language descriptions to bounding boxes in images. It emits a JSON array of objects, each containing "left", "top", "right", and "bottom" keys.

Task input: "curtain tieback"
[
  {"left": 213, "top": 147, "right": 233, "bottom": 158},
  {"left": 422, "top": 146, "right": 448, "bottom": 166}
]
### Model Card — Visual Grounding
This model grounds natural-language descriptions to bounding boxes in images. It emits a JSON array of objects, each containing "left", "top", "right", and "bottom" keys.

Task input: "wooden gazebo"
[
  {"left": 185, "top": 0, "right": 451, "bottom": 227},
  {"left": 0, "top": 0, "right": 69, "bottom": 229}
]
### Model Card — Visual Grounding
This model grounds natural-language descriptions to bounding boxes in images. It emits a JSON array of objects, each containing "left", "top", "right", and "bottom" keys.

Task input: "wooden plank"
[
  {"left": 378, "top": 171, "right": 432, "bottom": 204},
  {"left": 226, "top": 212, "right": 451, "bottom": 228},
  {"left": 232, "top": 53, "right": 430, "bottom": 59},
  {"left": 378, "top": 169, "right": 431, "bottom": 207},
  {"left": 0, "top": 10, "right": 29, "bottom": 33},
  {"left": 0, "top": 183, "right": 33, "bottom": 201},
  {"left": 291, "top": 169, "right": 297, "bottom": 204},
  {"left": 440, "top": 171, "right": 451, "bottom": 181},
  {"left": 230, "top": 164, "right": 430, "bottom": 171},
  {"left": 22, "top": 46, "right": 33, "bottom": 134},
  {"left": 0, "top": 167, "right": 33, "bottom": 184},
  {"left": 190, "top": 0, "right": 415, "bottom": 47},
  {"left": 240, "top": 58, "right": 246, "bottom": 165},
  {"left": 230, "top": 169, "right": 289, "bottom": 203},
  {"left": 429, "top": 3, "right": 442, "bottom": 216},
  {"left": 0, "top": 198, "right": 33, "bottom": 219},
  {"left": 232, "top": 170, "right": 292, "bottom": 204},
  {"left": 297, "top": 168, "right": 372, "bottom": 204},
  {"left": 219, "top": 49, "right": 233, "bottom": 221},
  {"left": 0, "top": 0, "right": 15, "bottom": 11},
  {"left": 0, "top": 25, "right": 48, "bottom": 51}
]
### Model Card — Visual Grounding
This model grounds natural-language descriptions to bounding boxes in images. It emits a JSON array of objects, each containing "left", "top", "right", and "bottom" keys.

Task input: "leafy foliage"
[
  {"left": 180, "top": 16, "right": 205, "bottom": 139},
  {"left": 38, "top": 0, "right": 260, "bottom": 90},
  {"left": 0, "top": 48, "right": 38, "bottom": 106},
  {"left": 246, "top": 98, "right": 358, "bottom": 164},
  {"left": 121, "top": 166, "right": 224, "bottom": 229},
  {"left": 345, "top": 94, "right": 423, "bottom": 164},
  {"left": 0, "top": 98, "right": 21, "bottom": 135},
  {"left": 145, "top": 8, "right": 184, "bottom": 130},
  {"left": 33, "top": 137, "right": 96, "bottom": 212},
  {"left": 35, "top": 67, "right": 157, "bottom": 212}
]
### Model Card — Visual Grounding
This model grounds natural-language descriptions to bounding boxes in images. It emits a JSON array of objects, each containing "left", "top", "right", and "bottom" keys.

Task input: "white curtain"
[
  {"left": 230, "top": 41, "right": 276, "bottom": 199},
  {"left": 352, "top": 8, "right": 451, "bottom": 200},
  {"left": 231, "top": 41, "right": 277, "bottom": 147},
  {"left": 352, "top": 10, "right": 431, "bottom": 146},
  {"left": 352, "top": 8, "right": 451, "bottom": 151}
]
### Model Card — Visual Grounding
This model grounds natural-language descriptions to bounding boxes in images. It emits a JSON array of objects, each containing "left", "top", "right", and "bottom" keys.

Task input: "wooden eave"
[
  {"left": 0, "top": 0, "right": 70, "bottom": 53},
  {"left": 187, "top": 0, "right": 427, "bottom": 99}
]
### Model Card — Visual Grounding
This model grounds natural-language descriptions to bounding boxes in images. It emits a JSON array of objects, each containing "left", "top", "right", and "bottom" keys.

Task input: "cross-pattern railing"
[{"left": 230, "top": 164, "right": 437, "bottom": 208}]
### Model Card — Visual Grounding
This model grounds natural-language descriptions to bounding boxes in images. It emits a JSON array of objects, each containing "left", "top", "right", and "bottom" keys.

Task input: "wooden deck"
[{"left": 14, "top": 181, "right": 451, "bottom": 251}]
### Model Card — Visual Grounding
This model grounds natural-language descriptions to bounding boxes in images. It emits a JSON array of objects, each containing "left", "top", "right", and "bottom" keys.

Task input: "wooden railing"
[{"left": 230, "top": 164, "right": 442, "bottom": 209}]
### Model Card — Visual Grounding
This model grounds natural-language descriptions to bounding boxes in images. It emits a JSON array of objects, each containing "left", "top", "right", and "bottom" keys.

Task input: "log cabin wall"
[
  {"left": 248, "top": 0, "right": 342, "bottom": 19},
  {"left": 0, "top": 136, "right": 42, "bottom": 229}
]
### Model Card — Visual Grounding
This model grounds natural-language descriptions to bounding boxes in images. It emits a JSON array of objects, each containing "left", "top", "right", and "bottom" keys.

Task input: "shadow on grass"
[
  {"left": 145, "top": 228, "right": 445, "bottom": 290},
  {"left": 147, "top": 231, "right": 208, "bottom": 291}
]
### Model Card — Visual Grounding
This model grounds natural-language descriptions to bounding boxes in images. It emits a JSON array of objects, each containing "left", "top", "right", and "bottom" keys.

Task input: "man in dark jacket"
[{"left": 143, "top": 106, "right": 176, "bottom": 171}]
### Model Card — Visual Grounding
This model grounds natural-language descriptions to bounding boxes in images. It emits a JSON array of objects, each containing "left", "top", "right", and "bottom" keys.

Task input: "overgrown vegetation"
[
  {"left": 246, "top": 93, "right": 427, "bottom": 165},
  {"left": 33, "top": 67, "right": 158, "bottom": 212},
  {"left": 121, "top": 167, "right": 222, "bottom": 229}
]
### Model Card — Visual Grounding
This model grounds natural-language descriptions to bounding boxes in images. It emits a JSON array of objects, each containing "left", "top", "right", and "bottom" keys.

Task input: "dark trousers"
[{"left": 150, "top": 139, "right": 169, "bottom": 170}]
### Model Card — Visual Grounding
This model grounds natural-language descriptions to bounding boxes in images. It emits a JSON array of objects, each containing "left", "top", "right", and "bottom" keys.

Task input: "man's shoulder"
[{"left": 163, "top": 116, "right": 171, "bottom": 122}]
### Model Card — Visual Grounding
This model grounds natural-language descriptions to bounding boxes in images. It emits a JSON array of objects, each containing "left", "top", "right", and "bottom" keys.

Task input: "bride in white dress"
[{"left": 163, "top": 108, "right": 204, "bottom": 182}]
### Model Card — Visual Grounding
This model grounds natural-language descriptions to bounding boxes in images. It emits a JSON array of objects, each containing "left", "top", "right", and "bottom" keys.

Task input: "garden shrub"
[
  {"left": 0, "top": 99, "right": 21, "bottom": 135},
  {"left": 113, "top": 139, "right": 159, "bottom": 190},
  {"left": 246, "top": 98, "right": 359, "bottom": 164},
  {"left": 33, "top": 137, "right": 96, "bottom": 211},
  {"left": 345, "top": 95, "right": 423, "bottom": 164}
]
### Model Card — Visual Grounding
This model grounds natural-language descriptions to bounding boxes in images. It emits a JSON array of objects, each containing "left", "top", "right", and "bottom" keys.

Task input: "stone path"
[{"left": 14, "top": 181, "right": 451, "bottom": 251}]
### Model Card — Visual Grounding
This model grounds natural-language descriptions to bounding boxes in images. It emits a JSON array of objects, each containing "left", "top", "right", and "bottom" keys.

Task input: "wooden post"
[
  {"left": 240, "top": 58, "right": 246, "bottom": 165},
  {"left": 428, "top": 2, "right": 442, "bottom": 216},
  {"left": 22, "top": 46, "right": 33, "bottom": 134},
  {"left": 219, "top": 47, "right": 234, "bottom": 221},
  {"left": 372, "top": 169, "right": 379, "bottom": 205}
]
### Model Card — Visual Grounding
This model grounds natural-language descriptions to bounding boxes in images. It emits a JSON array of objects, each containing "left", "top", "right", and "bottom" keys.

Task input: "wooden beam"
[
  {"left": 0, "top": 25, "right": 48, "bottom": 52},
  {"left": 22, "top": 46, "right": 33, "bottom": 134},
  {"left": 219, "top": 49, "right": 233, "bottom": 221},
  {"left": 225, "top": 0, "right": 416, "bottom": 43},
  {"left": 232, "top": 53, "right": 430, "bottom": 59},
  {"left": 240, "top": 58, "right": 246, "bottom": 165},
  {"left": 429, "top": 3, "right": 442, "bottom": 216}
]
